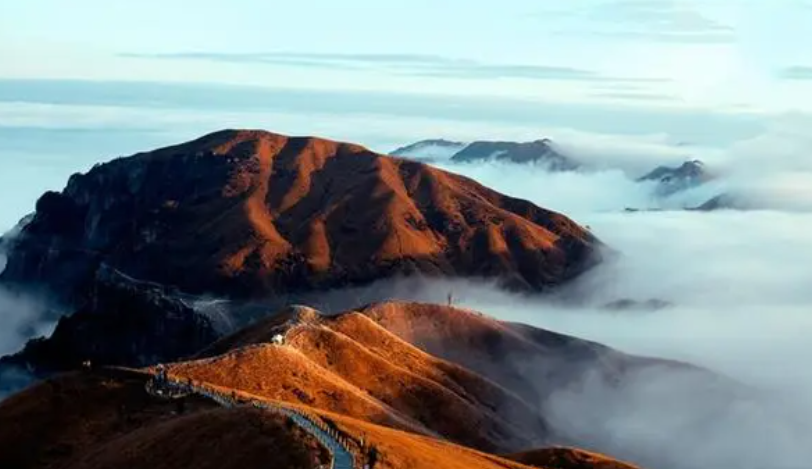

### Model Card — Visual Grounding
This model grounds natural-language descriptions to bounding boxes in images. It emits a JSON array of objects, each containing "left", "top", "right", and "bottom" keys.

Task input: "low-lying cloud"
[
  {"left": 0, "top": 218, "right": 56, "bottom": 359},
  {"left": 425, "top": 116, "right": 812, "bottom": 214},
  {"left": 372, "top": 118, "right": 812, "bottom": 468},
  {"left": 0, "top": 288, "right": 55, "bottom": 358},
  {"left": 336, "top": 210, "right": 812, "bottom": 469}
]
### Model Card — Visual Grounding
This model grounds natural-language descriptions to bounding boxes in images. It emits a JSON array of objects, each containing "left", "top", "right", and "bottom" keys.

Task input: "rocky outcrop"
[
  {"left": 1, "top": 130, "right": 601, "bottom": 301},
  {"left": 691, "top": 193, "right": 743, "bottom": 211},
  {"left": 451, "top": 139, "right": 579, "bottom": 170},
  {"left": 637, "top": 160, "right": 712, "bottom": 197},
  {"left": 0, "top": 265, "right": 219, "bottom": 378},
  {"left": 0, "top": 214, "right": 33, "bottom": 275}
]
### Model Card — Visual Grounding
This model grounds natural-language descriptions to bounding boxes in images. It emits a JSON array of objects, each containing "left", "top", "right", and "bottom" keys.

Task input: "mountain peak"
[
  {"left": 2, "top": 130, "right": 601, "bottom": 302},
  {"left": 638, "top": 159, "right": 713, "bottom": 197},
  {"left": 451, "top": 139, "right": 579, "bottom": 170},
  {"left": 391, "top": 137, "right": 579, "bottom": 171}
]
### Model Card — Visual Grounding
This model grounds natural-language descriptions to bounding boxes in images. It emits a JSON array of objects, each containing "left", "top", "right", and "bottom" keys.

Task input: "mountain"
[
  {"left": 0, "top": 129, "right": 602, "bottom": 396},
  {"left": 342, "top": 303, "right": 750, "bottom": 469},
  {"left": 1, "top": 130, "right": 600, "bottom": 303},
  {"left": 690, "top": 193, "right": 743, "bottom": 211},
  {"left": 391, "top": 138, "right": 580, "bottom": 170},
  {"left": 637, "top": 160, "right": 713, "bottom": 197},
  {"left": 1, "top": 303, "right": 673, "bottom": 469},
  {"left": 167, "top": 302, "right": 740, "bottom": 465},
  {"left": 451, "top": 140, "right": 580, "bottom": 170},
  {"left": 176, "top": 304, "right": 551, "bottom": 453},
  {"left": 0, "top": 265, "right": 219, "bottom": 378},
  {"left": 391, "top": 139, "right": 467, "bottom": 162}
]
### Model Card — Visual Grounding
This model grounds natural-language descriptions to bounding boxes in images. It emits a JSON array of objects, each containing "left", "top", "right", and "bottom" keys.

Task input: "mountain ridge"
[{"left": 1, "top": 129, "right": 602, "bottom": 301}]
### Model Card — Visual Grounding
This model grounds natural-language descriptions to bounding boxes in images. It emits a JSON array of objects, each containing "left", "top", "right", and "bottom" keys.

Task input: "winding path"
[{"left": 151, "top": 377, "right": 356, "bottom": 469}]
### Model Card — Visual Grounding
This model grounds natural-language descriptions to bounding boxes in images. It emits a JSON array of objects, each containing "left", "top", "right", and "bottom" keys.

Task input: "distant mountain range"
[
  {"left": 392, "top": 139, "right": 739, "bottom": 211},
  {"left": 392, "top": 138, "right": 579, "bottom": 170}
]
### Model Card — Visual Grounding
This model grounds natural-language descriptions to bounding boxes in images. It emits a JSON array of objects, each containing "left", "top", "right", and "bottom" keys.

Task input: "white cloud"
[
  {"left": 545, "top": 0, "right": 737, "bottom": 43},
  {"left": 0, "top": 222, "right": 55, "bottom": 357},
  {"left": 380, "top": 208, "right": 812, "bottom": 469},
  {"left": 410, "top": 120, "right": 812, "bottom": 469}
]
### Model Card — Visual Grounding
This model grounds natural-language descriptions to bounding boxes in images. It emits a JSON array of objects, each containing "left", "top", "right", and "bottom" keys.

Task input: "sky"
[
  {"left": 1, "top": 0, "right": 811, "bottom": 109},
  {"left": 2, "top": 0, "right": 811, "bottom": 228},
  {"left": 0, "top": 0, "right": 810, "bottom": 221},
  {"left": 2, "top": 0, "right": 811, "bottom": 107}
]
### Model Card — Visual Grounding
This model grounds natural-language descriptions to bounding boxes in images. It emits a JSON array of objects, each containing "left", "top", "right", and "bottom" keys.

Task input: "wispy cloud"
[
  {"left": 541, "top": 0, "right": 737, "bottom": 44},
  {"left": 779, "top": 66, "right": 812, "bottom": 80},
  {"left": 120, "top": 52, "right": 666, "bottom": 84},
  {"left": 588, "top": 91, "right": 683, "bottom": 102},
  {"left": 0, "top": 79, "right": 765, "bottom": 147}
]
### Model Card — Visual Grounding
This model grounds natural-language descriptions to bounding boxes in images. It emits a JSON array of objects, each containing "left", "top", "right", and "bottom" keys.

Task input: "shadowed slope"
[
  {"left": 0, "top": 369, "right": 329, "bottom": 469},
  {"left": 0, "top": 368, "right": 633, "bottom": 469},
  {"left": 2, "top": 129, "right": 601, "bottom": 301},
  {"left": 357, "top": 302, "right": 746, "bottom": 469},
  {"left": 359, "top": 302, "right": 713, "bottom": 406}
]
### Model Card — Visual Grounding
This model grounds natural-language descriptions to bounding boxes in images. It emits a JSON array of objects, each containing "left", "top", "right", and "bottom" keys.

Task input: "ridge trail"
[{"left": 147, "top": 373, "right": 358, "bottom": 469}]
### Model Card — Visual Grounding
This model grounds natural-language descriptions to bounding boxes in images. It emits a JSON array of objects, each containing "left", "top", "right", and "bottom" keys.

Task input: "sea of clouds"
[
  {"left": 1, "top": 99, "right": 812, "bottom": 466},
  {"left": 408, "top": 117, "right": 812, "bottom": 469}
]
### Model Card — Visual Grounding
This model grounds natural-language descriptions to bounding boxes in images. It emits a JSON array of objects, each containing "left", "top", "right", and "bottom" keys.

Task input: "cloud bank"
[
  {"left": 339, "top": 208, "right": 812, "bottom": 469},
  {"left": 381, "top": 117, "right": 812, "bottom": 468}
]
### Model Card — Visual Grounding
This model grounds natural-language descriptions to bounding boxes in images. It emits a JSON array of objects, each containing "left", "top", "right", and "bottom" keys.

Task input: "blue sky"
[
  {"left": 1, "top": 0, "right": 811, "bottom": 228},
  {"left": 2, "top": 0, "right": 810, "bottom": 110}
]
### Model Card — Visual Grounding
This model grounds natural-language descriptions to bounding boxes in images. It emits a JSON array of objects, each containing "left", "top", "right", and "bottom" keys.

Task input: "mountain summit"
[
  {"left": 2, "top": 130, "right": 601, "bottom": 300},
  {"left": 637, "top": 160, "right": 712, "bottom": 197},
  {"left": 451, "top": 140, "right": 579, "bottom": 170}
]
